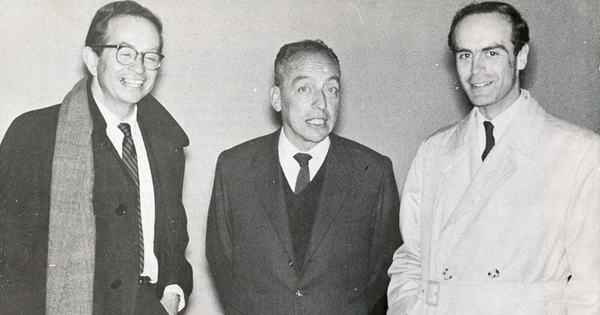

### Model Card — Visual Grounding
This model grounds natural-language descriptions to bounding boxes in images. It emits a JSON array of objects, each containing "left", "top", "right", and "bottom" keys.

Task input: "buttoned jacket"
[
  {"left": 388, "top": 91, "right": 600, "bottom": 314},
  {"left": 0, "top": 81, "right": 193, "bottom": 314},
  {"left": 206, "top": 130, "right": 401, "bottom": 315}
]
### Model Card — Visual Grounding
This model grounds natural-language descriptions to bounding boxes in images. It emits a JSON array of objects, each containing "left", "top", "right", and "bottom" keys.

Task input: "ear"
[
  {"left": 516, "top": 43, "right": 529, "bottom": 71},
  {"left": 270, "top": 85, "right": 282, "bottom": 112},
  {"left": 82, "top": 46, "right": 99, "bottom": 76}
]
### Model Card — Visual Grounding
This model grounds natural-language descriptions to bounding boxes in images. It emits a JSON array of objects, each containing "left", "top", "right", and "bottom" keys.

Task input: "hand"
[{"left": 160, "top": 292, "right": 180, "bottom": 315}]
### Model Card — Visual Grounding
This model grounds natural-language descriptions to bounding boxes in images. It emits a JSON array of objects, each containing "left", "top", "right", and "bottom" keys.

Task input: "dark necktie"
[
  {"left": 481, "top": 121, "right": 495, "bottom": 161},
  {"left": 294, "top": 153, "right": 312, "bottom": 193},
  {"left": 118, "top": 123, "right": 144, "bottom": 274}
]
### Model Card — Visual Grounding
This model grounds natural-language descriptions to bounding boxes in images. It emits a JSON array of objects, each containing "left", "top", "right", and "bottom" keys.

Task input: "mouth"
[
  {"left": 120, "top": 77, "right": 144, "bottom": 87},
  {"left": 306, "top": 118, "right": 327, "bottom": 127},
  {"left": 470, "top": 81, "right": 492, "bottom": 88}
]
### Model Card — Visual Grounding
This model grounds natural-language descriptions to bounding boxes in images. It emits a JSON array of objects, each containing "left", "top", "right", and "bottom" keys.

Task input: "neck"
[
  {"left": 477, "top": 87, "right": 521, "bottom": 120},
  {"left": 90, "top": 79, "right": 136, "bottom": 121}
]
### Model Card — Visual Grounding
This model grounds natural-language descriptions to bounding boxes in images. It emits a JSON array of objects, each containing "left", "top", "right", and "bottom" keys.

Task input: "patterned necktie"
[
  {"left": 117, "top": 123, "right": 144, "bottom": 274},
  {"left": 481, "top": 121, "right": 495, "bottom": 161},
  {"left": 293, "top": 153, "right": 312, "bottom": 193}
]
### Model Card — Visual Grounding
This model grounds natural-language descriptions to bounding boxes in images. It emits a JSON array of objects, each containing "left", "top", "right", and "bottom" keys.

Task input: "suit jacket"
[
  {"left": 206, "top": 130, "right": 401, "bottom": 315},
  {"left": 387, "top": 91, "right": 600, "bottom": 315},
  {"left": 0, "top": 80, "right": 193, "bottom": 314}
]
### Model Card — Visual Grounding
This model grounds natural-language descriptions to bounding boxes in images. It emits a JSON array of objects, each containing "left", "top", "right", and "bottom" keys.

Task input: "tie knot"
[
  {"left": 118, "top": 123, "right": 132, "bottom": 137},
  {"left": 483, "top": 121, "right": 494, "bottom": 135},
  {"left": 294, "top": 153, "right": 312, "bottom": 167}
]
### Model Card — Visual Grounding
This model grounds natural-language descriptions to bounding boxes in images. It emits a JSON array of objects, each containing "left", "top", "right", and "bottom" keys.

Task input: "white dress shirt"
[
  {"left": 476, "top": 90, "right": 527, "bottom": 165},
  {"left": 278, "top": 129, "right": 330, "bottom": 191},
  {"left": 95, "top": 100, "right": 184, "bottom": 309}
]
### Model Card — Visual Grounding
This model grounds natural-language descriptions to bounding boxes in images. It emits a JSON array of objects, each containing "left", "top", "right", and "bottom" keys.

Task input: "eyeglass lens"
[{"left": 116, "top": 46, "right": 161, "bottom": 70}]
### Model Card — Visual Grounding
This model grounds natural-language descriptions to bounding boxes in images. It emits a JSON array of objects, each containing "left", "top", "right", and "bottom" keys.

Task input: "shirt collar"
[
  {"left": 476, "top": 89, "right": 527, "bottom": 146},
  {"left": 95, "top": 97, "right": 138, "bottom": 131},
  {"left": 278, "top": 129, "right": 330, "bottom": 161}
]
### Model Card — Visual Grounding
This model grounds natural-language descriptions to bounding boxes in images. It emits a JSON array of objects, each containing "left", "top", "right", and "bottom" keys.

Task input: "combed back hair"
[
  {"left": 448, "top": 1, "right": 529, "bottom": 56},
  {"left": 85, "top": 0, "right": 163, "bottom": 55},
  {"left": 273, "top": 39, "right": 340, "bottom": 87}
]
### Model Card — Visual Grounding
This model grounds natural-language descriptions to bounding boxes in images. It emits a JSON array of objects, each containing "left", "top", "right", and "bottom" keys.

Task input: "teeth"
[
  {"left": 307, "top": 118, "right": 326, "bottom": 126},
  {"left": 120, "top": 78, "right": 144, "bottom": 86},
  {"left": 472, "top": 81, "right": 491, "bottom": 88}
]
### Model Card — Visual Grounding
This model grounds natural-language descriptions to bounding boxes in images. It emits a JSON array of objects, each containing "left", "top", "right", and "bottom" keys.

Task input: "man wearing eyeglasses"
[{"left": 0, "top": 1, "right": 192, "bottom": 314}]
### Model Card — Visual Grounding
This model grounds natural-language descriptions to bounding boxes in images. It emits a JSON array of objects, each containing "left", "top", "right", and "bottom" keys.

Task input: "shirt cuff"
[{"left": 163, "top": 284, "right": 186, "bottom": 311}]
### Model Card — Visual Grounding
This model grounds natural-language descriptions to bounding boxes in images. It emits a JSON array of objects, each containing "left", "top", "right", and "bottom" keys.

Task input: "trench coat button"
[
  {"left": 115, "top": 204, "right": 127, "bottom": 216},
  {"left": 111, "top": 278, "right": 122, "bottom": 289},
  {"left": 295, "top": 290, "right": 304, "bottom": 297}
]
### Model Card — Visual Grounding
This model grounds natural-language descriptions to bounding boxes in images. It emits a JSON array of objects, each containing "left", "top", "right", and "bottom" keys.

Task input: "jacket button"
[
  {"left": 115, "top": 204, "right": 127, "bottom": 216},
  {"left": 111, "top": 278, "right": 122, "bottom": 289},
  {"left": 295, "top": 290, "right": 303, "bottom": 297},
  {"left": 288, "top": 260, "right": 294, "bottom": 266}
]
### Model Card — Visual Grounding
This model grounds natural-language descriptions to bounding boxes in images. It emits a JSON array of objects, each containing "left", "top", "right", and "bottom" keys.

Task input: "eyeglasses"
[{"left": 93, "top": 44, "right": 164, "bottom": 70}]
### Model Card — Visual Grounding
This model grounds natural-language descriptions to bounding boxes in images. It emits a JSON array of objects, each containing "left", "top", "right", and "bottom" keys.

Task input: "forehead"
[
  {"left": 283, "top": 52, "right": 340, "bottom": 82},
  {"left": 105, "top": 15, "right": 161, "bottom": 49},
  {"left": 455, "top": 13, "right": 514, "bottom": 51}
]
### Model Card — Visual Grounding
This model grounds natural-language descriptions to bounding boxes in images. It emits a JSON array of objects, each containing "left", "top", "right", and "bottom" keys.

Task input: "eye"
[
  {"left": 457, "top": 52, "right": 471, "bottom": 60},
  {"left": 145, "top": 53, "right": 159, "bottom": 62},
  {"left": 488, "top": 51, "right": 499, "bottom": 57},
  {"left": 297, "top": 86, "right": 308, "bottom": 93},
  {"left": 326, "top": 86, "right": 339, "bottom": 95}
]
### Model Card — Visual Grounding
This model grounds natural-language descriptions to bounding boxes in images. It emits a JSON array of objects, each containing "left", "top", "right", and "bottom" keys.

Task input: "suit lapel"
[
  {"left": 252, "top": 131, "right": 295, "bottom": 259},
  {"left": 303, "top": 135, "right": 356, "bottom": 266}
]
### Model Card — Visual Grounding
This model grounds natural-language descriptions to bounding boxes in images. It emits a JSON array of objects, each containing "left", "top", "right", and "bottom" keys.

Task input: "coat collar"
[{"left": 86, "top": 76, "right": 189, "bottom": 150}]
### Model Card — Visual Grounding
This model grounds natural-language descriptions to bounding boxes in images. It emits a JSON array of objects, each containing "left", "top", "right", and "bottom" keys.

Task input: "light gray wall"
[{"left": 1, "top": 0, "right": 598, "bottom": 314}]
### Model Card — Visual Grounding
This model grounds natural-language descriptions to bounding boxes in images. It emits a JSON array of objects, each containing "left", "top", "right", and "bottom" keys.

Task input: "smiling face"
[
  {"left": 84, "top": 15, "right": 161, "bottom": 118},
  {"left": 454, "top": 13, "right": 528, "bottom": 119},
  {"left": 271, "top": 52, "right": 341, "bottom": 151}
]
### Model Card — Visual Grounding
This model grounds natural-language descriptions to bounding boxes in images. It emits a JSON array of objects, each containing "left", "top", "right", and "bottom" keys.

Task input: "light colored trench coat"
[{"left": 387, "top": 91, "right": 600, "bottom": 315}]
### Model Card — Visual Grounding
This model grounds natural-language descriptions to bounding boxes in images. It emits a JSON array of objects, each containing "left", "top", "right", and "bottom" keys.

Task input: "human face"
[
  {"left": 454, "top": 13, "right": 528, "bottom": 119},
  {"left": 86, "top": 15, "right": 161, "bottom": 117},
  {"left": 271, "top": 52, "right": 340, "bottom": 151}
]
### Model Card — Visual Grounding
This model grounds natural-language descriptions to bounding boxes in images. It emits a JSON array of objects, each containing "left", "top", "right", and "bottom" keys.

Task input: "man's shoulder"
[
  {"left": 330, "top": 134, "right": 392, "bottom": 166},
  {"left": 217, "top": 131, "right": 278, "bottom": 164},
  {"left": 11, "top": 104, "right": 62, "bottom": 128},
  {"left": 544, "top": 112, "right": 600, "bottom": 144},
  {"left": 3, "top": 104, "right": 62, "bottom": 141}
]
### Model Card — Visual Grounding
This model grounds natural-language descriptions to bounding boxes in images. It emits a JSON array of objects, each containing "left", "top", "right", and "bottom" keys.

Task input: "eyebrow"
[
  {"left": 119, "top": 41, "right": 160, "bottom": 52},
  {"left": 291, "top": 75, "right": 340, "bottom": 85},
  {"left": 455, "top": 44, "right": 509, "bottom": 54}
]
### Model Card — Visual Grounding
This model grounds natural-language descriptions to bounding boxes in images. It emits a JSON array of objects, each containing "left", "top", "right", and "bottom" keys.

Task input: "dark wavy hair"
[
  {"left": 273, "top": 39, "right": 340, "bottom": 87},
  {"left": 85, "top": 1, "right": 163, "bottom": 55},
  {"left": 448, "top": 1, "right": 529, "bottom": 56}
]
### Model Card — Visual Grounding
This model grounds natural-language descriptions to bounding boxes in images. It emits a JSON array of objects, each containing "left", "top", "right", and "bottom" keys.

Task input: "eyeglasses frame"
[{"left": 92, "top": 44, "right": 164, "bottom": 70}]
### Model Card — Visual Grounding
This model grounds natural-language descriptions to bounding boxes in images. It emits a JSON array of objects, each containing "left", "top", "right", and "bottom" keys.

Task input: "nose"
[
  {"left": 313, "top": 89, "right": 327, "bottom": 110},
  {"left": 128, "top": 55, "right": 145, "bottom": 74},
  {"left": 471, "top": 54, "right": 485, "bottom": 75}
]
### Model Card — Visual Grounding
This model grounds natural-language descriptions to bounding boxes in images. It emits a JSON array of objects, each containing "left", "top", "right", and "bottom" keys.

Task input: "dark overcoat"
[{"left": 0, "top": 82, "right": 193, "bottom": 314}]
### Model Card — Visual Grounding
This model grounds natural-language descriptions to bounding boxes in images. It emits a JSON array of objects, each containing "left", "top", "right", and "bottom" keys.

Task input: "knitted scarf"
[{"left": 45, "top": 77, "right": 96, "bottom": 314}]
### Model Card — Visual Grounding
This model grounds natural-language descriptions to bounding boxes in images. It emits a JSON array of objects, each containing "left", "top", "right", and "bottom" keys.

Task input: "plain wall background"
[{"left": 1, "top": 0, "right": 598, "bottom": 314}]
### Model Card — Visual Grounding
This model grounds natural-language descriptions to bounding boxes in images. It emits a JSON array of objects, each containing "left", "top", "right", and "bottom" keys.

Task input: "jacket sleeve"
[
  {"left": 387, "top": 145, "right": 426, "bottom": 314},
  {"left": 205, "top": 154, "right": 243, "bottom": 312},
  {"left": 563, "top": 138, "right": 600, "bottom": 314},
  {"left": 365, "top": 157, "right": 401, "bottom": 312},
  {"left": 160, "top": 145, "right": 193, "bottom": 305}
]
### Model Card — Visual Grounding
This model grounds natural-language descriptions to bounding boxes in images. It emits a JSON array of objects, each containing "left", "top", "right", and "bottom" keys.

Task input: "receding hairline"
[{"left": 276, "top": 51, "right": 341, "bottom": 84}]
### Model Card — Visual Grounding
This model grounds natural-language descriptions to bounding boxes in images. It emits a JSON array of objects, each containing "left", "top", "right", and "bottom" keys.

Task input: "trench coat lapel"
[
  {"left": 439, "top": 91, "right": 546, "bottom": 232},
  {"left": 252, "top": 132, "right": 295, "bottom": 259},
  {"left": 303, "top": 136, "right": 356, "bottom": 266},
  {"left": 439, "top": 109, "right": 519, "bottom": 232}
]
